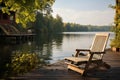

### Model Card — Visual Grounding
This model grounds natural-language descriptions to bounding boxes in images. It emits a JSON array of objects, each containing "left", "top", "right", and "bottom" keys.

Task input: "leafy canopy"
[
  {"left": 110, "top": 0, "right": 120, "bottom": 48},
  {"left": 0, "top": 0, "right": 55, "bottom": 27}
]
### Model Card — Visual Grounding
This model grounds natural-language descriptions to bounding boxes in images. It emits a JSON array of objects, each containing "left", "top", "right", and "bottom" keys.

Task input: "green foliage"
[
  {"left": 0, "top": 0, "right": 55, "bottom": 27},
  {"left": 64, "top": 23, "right": 111, "bottom": 32},
  {"left": 54, "top": 15, "right": 64, "bottom": 32},
  {"left": 8, "top": 52, "right": 39, "bottom": 75},
  {"left": 33, "top": 12, "right": 110, "bottom": 34},
  {"left": 111, "top": 0, "right": 120, "bottom": 48},
  {"left": 34, "top": 13, "right": 64, "bottom": 33},
  {"left": 111, "top": 27, "right": 120, "bottom": 48}
]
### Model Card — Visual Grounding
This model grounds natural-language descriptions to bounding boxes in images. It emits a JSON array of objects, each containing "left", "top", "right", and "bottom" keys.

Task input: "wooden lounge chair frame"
[{"left": 65, "top": 33, "right": 110, "bottom": 76}]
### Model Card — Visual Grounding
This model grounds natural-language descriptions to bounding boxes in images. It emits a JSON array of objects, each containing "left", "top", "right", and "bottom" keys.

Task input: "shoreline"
[{"left": 8, "top": 49, "right": 120, "bottom": 80}]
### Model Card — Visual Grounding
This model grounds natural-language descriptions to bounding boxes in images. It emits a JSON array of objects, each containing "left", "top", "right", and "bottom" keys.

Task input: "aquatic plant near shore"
[{"left": 7, "top": 52, "right": 39, "bottom": 76}]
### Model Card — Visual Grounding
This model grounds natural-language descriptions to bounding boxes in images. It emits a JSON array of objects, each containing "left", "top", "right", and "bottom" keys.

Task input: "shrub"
[{"left": 8, "top": 52, "right": 39, "bottom": 75}]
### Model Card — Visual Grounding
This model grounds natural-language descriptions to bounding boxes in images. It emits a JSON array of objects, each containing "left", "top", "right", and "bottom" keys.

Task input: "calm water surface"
[
  {"left": 52, "top": 32, "right": 114, "bottom": 62},
  {"left": 0, "top": 32, "right": 114, "bottom": 77}
]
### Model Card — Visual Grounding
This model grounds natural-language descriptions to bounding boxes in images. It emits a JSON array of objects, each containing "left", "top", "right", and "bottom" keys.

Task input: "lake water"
[
  {"left": 0, "top": 32, "right": 114, "bottom": 77},
  {"left": 50, "top": 32, "right": 114, "bottom": 63}
]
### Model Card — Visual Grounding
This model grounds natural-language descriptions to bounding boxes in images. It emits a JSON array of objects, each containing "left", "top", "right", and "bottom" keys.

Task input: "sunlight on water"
[
  {"left": 0, "top": 32, "right": 115, "bottom": 75},
  {"left": 50, "top": 32, "right": 114, "bottom": 63}
]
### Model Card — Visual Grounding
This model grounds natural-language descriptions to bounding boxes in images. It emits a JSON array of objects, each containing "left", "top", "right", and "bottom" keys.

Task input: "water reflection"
[
  {"left": 0, "top": 43, "right": 39, "bottom": 78},
  {"left": 0, "top": 32, "right": 114, "bottom": 78},
  {"left": 35, "top": 33, "right": 63, "bottom": 63},
  {"left": 0, "top": 33, "right": 63, "bottom": 78},
  {"left": 0, "top": 44, "right": 12, "bottom": 77}
]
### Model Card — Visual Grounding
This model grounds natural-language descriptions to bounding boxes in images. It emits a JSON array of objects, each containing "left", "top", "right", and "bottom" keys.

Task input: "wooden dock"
[
  {"left": 0, "top": 33, "right": 36, "bottom": 43},
  {"left": 0, "top": 24, "right": 36, "bottom": 43},
  {"left": 8, "top": 49, "right": 120, "bottom": 80}
]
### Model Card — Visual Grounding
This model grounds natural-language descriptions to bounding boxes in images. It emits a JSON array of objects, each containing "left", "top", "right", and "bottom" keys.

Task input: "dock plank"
[{"left": 7, "top": 49, "right": 120, "bottom": 80}]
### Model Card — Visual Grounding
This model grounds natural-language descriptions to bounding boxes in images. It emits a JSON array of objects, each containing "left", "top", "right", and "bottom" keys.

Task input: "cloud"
[{"left": 52, "top": 8, "right": 115, "bottom": 25}]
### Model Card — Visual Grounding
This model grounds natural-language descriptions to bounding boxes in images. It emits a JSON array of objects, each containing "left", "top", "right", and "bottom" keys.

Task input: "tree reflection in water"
[
  {"left": 0, "top": 33, "right": 63, "bottom": 78},
  {"left": 0, "top": 44, "right": 41, "bottom": 78}
]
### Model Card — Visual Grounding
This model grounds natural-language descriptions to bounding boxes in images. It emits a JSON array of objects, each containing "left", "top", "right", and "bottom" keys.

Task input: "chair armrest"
[
  {"left": 74, "top": 49, "right": 90, "bottom": 57},
  {"left": 90, "top": 52, "right": 105, "bottom": 54},
  {"left": 76, "top": 49, "right": 90, "bottom": 51}
]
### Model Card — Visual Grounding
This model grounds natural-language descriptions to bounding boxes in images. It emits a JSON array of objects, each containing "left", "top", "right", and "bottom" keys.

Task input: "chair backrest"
[{"left": 90, "top": 33, "right": 109, "bottom": 52}]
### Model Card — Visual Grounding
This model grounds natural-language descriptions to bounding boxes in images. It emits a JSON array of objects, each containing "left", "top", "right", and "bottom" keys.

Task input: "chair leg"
[
  {"left": 82, "top": 71, "right": 88, "bottom": 76},
  {"left": 67, "top": 64, "right": 84, "bottom": 74},
  {"left": 102, "top": 62, "right": 111, "bottom": 69},
  {"left": 96, "top": 61, "right": 111, "bottom": 70}
]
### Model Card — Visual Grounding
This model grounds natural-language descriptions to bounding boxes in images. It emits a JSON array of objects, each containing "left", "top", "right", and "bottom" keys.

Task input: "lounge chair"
[{"left": 65, "top": 33, "right": 110, "bottom": 76}]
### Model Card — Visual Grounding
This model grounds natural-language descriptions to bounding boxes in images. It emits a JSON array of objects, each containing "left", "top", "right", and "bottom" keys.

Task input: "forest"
[
  {"left": 64, "top": 23, "right": 111, "bottom": 32},
  {"left": 28, "top": 12, "right": 112, "bottom": 34},
  {"left": 0, "top": 0, "right": 111, "bottom": 34}
]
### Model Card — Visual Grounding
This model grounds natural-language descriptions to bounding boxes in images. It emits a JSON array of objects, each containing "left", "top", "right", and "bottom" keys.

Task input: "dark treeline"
[
  {"left": 64, "top": 23, "right": 111, "bottom": 32},
  {"left": 26, "top": 12, "right": 111, "bottom": 34},
  {"left": 32, "top": 12, "right": 64, "bottom": 34}
]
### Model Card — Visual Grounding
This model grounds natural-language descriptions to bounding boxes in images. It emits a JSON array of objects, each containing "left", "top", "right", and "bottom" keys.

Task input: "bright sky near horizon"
[{"left": 52, "top": 0, "right": 115, "bottom": 26}]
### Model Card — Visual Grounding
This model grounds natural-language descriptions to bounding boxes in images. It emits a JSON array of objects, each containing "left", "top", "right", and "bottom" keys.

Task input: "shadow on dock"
[{"left": 7, "top": 49, "right": 120, "bottom": 80}]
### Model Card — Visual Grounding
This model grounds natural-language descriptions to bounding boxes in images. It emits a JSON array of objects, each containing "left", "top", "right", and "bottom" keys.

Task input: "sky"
[{"left": 52, "top": 0, "right": 115, "bottom": 26}]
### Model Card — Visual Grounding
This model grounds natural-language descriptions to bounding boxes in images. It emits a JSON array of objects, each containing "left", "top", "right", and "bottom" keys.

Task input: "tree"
[
  {"left": 0, "top": 0, "right": 55, "bottom": 27},
  {"left": 34, "top": 13, "right": 64, "bottom": 33},
  {"left": 111, "top": 0, "right": 120, "bottom": 48},
  {"left": 54, "top": 15, "right": 63, "bottom": 33},
  {"left": 34, "top": 12, "right": 50, "bottom": 33}
]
